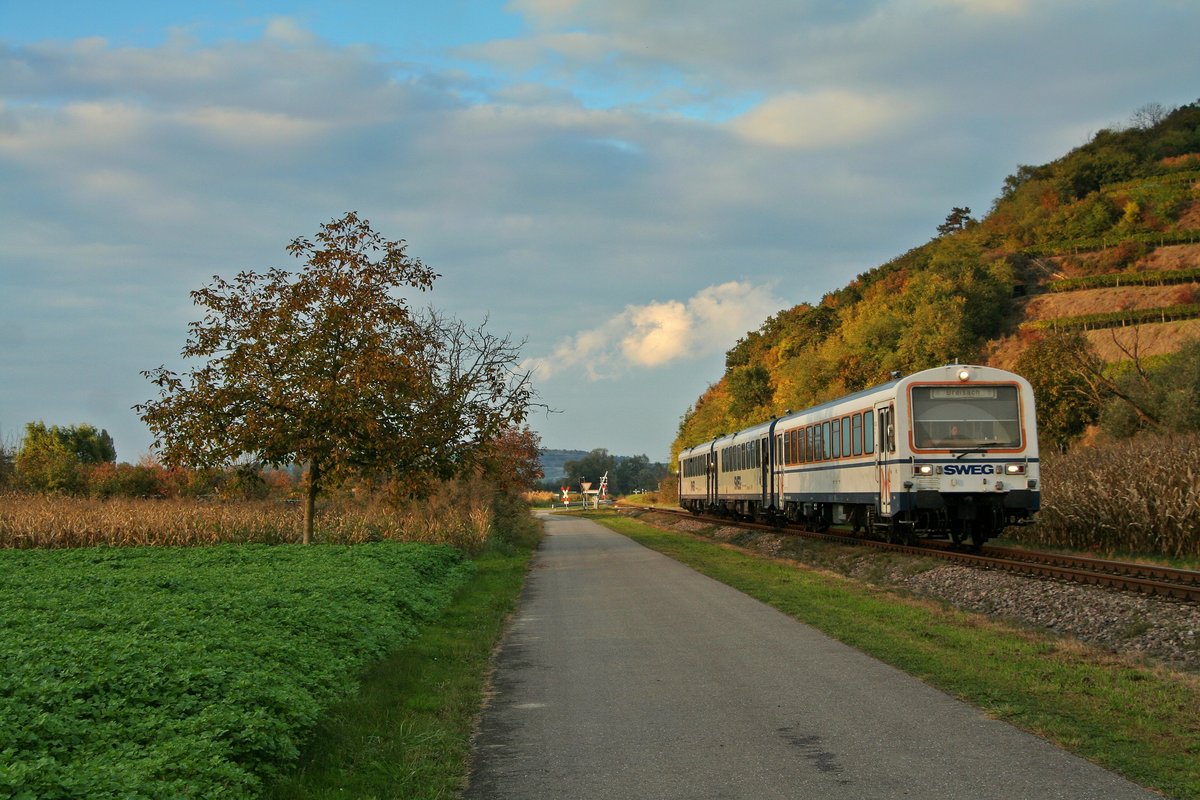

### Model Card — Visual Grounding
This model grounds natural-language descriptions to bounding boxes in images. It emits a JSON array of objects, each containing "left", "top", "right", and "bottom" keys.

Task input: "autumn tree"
[
  {"left": 14, "top": 422, "right": 116, "bottom": 493},
  {"left": 138, "top": 212, "right": 535, "bottom": 543},
  {"left": 1013, "top": 333, "right": 1098, "bottom": 451},
  {"left": 477, "top": 425, "right": 544, "bottom": 494}
]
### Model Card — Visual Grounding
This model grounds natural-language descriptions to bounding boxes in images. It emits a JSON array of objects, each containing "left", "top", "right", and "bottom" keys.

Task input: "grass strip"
[
  {"left": 263, "top": 541, "right": 537, "bottom": 800},
  {"left": 596, "top": 513, "right": 1200, "bottom": 800}
]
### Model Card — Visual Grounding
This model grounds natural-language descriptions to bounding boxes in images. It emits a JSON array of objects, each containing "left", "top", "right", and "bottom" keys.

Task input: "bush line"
[
  {"left": 1022, "top": 227, "right": 1200, "bottom": 258},
  {"left": 1022, "top": 303, "right": 1200, "bottom": 333},
  {"left": 1046, "top": 266, "right": 1200, "bottom": 293}
]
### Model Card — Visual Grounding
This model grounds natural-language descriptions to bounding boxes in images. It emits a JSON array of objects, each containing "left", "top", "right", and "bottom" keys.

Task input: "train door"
[
  {"left": 775, "top": 432, "right": 785, "bottom": 510},
  {"left": 875, "top": 403, "right": 896, "bottom": 517},
  {"left": 760, "top": 436, "right": 770, "bottom": 510},
  {"left": 706, "top": 447, "right": 717, "bottom": 509}
]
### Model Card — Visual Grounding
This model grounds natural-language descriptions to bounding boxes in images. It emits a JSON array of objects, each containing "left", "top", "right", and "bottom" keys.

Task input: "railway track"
[{"left": 629, "top": 506, "right": 1200, "bottom": 602}]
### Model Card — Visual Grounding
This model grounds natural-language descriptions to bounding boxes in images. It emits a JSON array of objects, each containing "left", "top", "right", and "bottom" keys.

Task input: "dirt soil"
[
  {"left": 988, "top": 242, "right": 1200, "bottom": 367},
  {"left": 1022, "top": 283, "right": 1198, "bottom": 320},
  {"left": 1045, "top": 242, "right": 1200, "bottom": 280}
]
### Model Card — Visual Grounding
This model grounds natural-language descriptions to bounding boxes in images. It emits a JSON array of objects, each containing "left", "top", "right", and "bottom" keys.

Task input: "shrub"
[{"left": 85, "top": 462, "right": 166, "bottom": 499}]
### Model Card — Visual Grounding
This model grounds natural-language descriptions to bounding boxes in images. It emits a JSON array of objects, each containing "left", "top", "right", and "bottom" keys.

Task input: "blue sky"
[{"left": 2, "top": 1, "right": 1198, "bottom": 465}]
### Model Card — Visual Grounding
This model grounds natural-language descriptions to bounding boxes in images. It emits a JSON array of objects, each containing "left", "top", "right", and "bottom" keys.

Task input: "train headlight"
[
  {"left": 913, "top": 463, "right": 935, "bottom": 476},
  {"left": 957, "top": 368, "right": 971, "bottom": 382},
  {"left": 1005, "top": 463, "right": 1026, "bottom": 475}
]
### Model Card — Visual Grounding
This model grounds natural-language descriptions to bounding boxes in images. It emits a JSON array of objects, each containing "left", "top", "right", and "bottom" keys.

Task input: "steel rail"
[{"left": 628, "top": 506, "right": 1200, "bottom": 602}]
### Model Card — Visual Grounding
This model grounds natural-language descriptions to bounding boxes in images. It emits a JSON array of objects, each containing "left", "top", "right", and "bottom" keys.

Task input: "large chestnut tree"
[{"left": 138, "top": 212, "right": 534, "bottom": 543}]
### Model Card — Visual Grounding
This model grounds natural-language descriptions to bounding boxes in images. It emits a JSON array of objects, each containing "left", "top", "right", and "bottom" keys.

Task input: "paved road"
[{"left": 465, "top": 513, "right": 1159, "bottom": 799}]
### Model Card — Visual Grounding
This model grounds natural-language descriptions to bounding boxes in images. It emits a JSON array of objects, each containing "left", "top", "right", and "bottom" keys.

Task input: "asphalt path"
[{"left": 464, "top": 512, "right": 1160, "bottom": 799}]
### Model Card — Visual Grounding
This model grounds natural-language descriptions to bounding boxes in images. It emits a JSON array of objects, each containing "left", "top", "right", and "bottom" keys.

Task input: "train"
[{"left": 678, "top": 364, "right": 1040, "bottom": 548}]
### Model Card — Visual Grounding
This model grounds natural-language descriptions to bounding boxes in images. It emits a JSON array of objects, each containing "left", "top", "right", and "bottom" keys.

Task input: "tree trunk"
[{"left": 303, "top": 460, "right": 321, "bottom": 545}]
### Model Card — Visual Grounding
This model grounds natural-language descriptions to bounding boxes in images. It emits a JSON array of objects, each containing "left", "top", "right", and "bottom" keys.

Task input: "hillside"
[
  {"left": 538, "top": 449, "right": 590, "bottom": 481},
  {"left": 674, "top": 100, "right": 1200, "bottom": 457}
]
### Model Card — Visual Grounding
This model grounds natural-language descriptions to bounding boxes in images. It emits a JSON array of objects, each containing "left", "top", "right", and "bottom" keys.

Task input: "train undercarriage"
[{"left": 687, "top": 492, "right": 1037, "bottom": 550}]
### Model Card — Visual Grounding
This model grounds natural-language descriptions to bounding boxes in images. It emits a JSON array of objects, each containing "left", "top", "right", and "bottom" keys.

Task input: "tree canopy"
[
  {"left": 14, "top": 422, "right": 116, "bottom": 493},
  {"left": 138, "top": 212, "right": 535, "bottom": 542}
]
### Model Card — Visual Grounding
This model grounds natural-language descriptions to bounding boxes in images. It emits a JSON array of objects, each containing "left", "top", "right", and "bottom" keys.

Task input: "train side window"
[
  {"left": 841, "top": 415, "right": 852, "bottom": 458},
  {"left": 863, "top": 411, "right": 874, "bottom": 454},
  {"left": 822, "top": 421, "right": 832, "bottom": 460},
  {"left": 831, "top": 418, "right": 841, "bottom": 459},
  {"left": 852, "top": 413, "right": 863, "bottom": 456}
]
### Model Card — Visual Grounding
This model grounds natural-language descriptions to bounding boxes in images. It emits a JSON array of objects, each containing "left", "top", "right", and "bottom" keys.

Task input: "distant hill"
[
  {"left": 674, "top": 100, "right": 1200, "bottom": 456},
  {"left": 538, "top": 449, "right": 590, "bottom": 481}
]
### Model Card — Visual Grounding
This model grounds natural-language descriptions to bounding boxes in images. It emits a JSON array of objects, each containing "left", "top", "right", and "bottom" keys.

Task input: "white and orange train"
[{"left": 678, "top": 364, "right": 1040, "bottom": 548}]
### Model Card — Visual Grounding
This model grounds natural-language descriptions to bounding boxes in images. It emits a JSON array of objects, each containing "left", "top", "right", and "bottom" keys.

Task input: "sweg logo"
[{"left": 942, "top": 464, "right": 997, "bottom": 476}]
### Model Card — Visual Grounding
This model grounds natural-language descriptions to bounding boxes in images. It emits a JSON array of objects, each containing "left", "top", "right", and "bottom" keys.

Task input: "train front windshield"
[{"left": 910, "top": 385, "right": 1022, "bottom": 449}]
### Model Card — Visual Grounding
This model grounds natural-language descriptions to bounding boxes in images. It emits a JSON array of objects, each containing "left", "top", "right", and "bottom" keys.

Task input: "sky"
[{"left": 1, "top": 1, "right": 1198, "bottom": 466}]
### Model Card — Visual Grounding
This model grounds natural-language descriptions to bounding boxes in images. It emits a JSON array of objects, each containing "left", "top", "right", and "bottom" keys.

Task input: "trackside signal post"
[{"left": 580, "top": 472, "right": 608, "bottom": 509}]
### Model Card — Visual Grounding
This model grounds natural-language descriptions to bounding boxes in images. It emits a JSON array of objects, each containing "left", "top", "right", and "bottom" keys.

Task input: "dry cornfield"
[
  {"left": 1022, "top": 432, "right": 1200, "bottom": 558},
  {"left": 0, "top": 477, "right": 496, "bottom": 550}
]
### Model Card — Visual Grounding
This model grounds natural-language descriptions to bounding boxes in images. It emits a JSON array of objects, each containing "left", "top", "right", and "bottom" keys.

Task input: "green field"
[{"left": 0, "top": 543, "right": 472, "bottom": 799}]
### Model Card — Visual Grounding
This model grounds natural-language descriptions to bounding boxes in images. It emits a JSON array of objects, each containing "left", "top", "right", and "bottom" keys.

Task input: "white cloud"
[
  {"left": 181, "top": 106, "right": 330, "bottom": 146},
  {"left": 525, "top": 281, "right": 781, "bottom": 380},
  {"left": 928, "top": 0, "right": 1030, "bottom": 17},
  {"left": 729, "top": 90, "right": 912, "bottom": 150}
]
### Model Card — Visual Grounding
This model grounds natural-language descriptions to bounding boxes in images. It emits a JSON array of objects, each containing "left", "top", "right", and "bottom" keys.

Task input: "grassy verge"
[
  {"left": 263, "top": 535, "right": 539, "bottom": 799},
  {"left": 594, "top": 512, "right": 1200, "bottom": 800}
]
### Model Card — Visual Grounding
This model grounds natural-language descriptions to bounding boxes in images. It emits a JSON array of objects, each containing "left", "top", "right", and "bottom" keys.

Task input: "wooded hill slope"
[{"left": 674, "top": 101, "right": 1200, "bottom": 458}]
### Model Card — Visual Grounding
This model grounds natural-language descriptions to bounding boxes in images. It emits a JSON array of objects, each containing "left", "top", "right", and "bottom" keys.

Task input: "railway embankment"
[{"left": 629, "top": 509, "right": 1200, "bottom": 674}]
